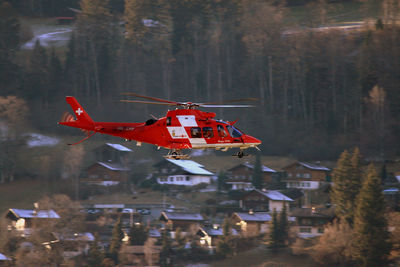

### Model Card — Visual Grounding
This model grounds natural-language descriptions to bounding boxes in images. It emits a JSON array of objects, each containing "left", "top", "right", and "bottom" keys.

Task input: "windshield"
[{"left": 226, "top": 125, "right": 243, "bottom": 138}]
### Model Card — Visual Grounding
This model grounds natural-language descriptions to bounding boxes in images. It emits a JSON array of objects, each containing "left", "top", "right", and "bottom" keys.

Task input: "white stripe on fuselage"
[{"left": 167, "top": 115, "right": 208, "bottom": 146}]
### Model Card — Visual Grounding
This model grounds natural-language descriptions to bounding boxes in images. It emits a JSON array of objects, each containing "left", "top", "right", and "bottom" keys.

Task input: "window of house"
[
  {"left": 186, "top": 176, "right": 190, "bottom": 181},
  {"left": 296, "top": 173, "right": 300, "bottom": 178},
  {"left": 190, "top": 127, "right": 202, "bottom": 138},
  {"left": 304, "top": 173, "right": 311, "bottom": 178},
  {"left": 202, "top": 127, "right": 214, "bottom": 138},
  {"left": 299, "top": 227, "right": 312, "bottom": 233},
  {"left": 217, "top": 125, "right": 227, "bottom": 137},
  {"left": 169, "top": 177, "right": 174, "bottom": 182}
]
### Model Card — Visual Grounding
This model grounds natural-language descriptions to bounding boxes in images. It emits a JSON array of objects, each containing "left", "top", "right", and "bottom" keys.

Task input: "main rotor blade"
[
  {"left": 200, "top": 98, "right": 259, "bottom": 105},
  {"left": 121, "top": 92, "right": 177, "bottom": 104},
  {"left": 200, "top": 104, "right": 256, "bottom": 108},
  {"left": 120, "top": 100, "right": 175, "bottom": 106}
]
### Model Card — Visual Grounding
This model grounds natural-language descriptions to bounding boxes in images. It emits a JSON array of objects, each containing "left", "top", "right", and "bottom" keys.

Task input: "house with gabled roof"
[
  {"left": 239, "top": 189, "right": 293, "bottom": 212},
  {"left": 84, "top": 161, "right": 130, "bottom": 186},
  {"left": 94, "top": 143, "right": 132, "bottom": 163},
  {"left": 196, "top": 226, "right": 238, "bottom": 248},
  {"left": 290, "top": 207, "right": 335, "bottom": 238},
  {"left": 226, "top": 162, "right": 278, "bottom": 188},
  {"left": 154, "top": 159, "right": 214, "bottom": 186},
  {"left": 6, "top": 208, "right": 60, "bottom": 236},
  {"left": 282, "top": 161, "right": 331, "bottom": 190},
  {"left": 231, "top": 211, "right": 271, "bottom": 237},
  {"left": 159, "top": 211, "right": 205, "bottom": 231}
]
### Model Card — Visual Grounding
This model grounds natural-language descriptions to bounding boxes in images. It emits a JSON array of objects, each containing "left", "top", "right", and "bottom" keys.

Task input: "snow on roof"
[
  {"left": 149, "top": 229, "right": 161, "bottom": 238},
  {"left": 200, "top": 227, "right": 238, "bottom": 236},
  {"left": 255, "top": 189, "right": 293, "bottom": 201},
  {"left": 0, "top": 253, "right": 11, "bottom": 261},
  {"left": 106, "top": 143, "right": 132, "bottom": 152},
  {"left": 243, "top": 162, "right": 276, "bottom": 173},
  {"left": 10, "top": 209, "right": 60, "bottom": 219},
  {"left": 235, "top": 212, "right": 271, "bottom": 222},
  {"left": 97, "top": 162, "right": 130, "bottom": 171},
  {"left": 94, "top": 204, "right": 125, "bottom": 209},
  {"left": 298, "top": 162, "right": 330, "bottom": 171},
  {"left": 162, "top": 212, "right": 204, "bottom": 221},
  {"left": 166, "top": 159, "right": 214, "bottom": 176}
]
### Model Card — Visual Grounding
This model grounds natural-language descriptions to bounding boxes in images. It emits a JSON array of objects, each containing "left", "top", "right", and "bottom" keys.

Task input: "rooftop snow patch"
[
  {"left": 166, "top": 159, "right": 214, "bottom": 175},
  {"left": 26, "top": 133, "right": 60, "bottom": 147}
]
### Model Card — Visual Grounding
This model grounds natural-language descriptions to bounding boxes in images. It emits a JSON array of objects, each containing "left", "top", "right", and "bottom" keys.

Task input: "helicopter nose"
[{"left": 244, "top": 135, "right": 262, "bottom": 145}]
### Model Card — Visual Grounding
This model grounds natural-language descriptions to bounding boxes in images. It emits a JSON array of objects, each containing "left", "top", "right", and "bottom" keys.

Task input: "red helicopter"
[{"left": 58, "top": 93, "right": 262, "bottom": 159}]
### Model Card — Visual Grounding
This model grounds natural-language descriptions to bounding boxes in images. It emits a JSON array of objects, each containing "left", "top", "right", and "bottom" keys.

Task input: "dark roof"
[
  {"left": 290, "top": 207, "right": 335, "bottom": 218},
  {"left": 93, "top": 162, "right": 130, "bottom": 171},
  {"left": 228, "top": 162, "right": 276, "bottom": 173},
  {"left": 160, "top": 212, "right": 204, "bottom": 221},
  {"left": 242, "top": 189, "right": 293, "bottom": 201},
  {"left": 280, "top": 188, "right": 304, "bottom": 200},
  {"left": 233, "top": 212, "right": 271, "bottom": 222},
  {"left": 284, "top": 161, "right": 330, "bottom": 171}
]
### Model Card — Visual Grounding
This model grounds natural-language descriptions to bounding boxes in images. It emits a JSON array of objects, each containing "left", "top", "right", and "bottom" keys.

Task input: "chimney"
[{"left": 33, "top": 202, "right": 39, "bottom": 215}]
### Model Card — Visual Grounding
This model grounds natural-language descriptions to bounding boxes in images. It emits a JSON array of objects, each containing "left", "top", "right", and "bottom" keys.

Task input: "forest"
[{"left": 1, "top": 0, "right": 400, "bottom": 160}]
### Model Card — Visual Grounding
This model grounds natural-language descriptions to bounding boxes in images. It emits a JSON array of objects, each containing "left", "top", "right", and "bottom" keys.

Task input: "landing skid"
[{"left": 233, "top": 151, "right": 249, "bottom": 158}]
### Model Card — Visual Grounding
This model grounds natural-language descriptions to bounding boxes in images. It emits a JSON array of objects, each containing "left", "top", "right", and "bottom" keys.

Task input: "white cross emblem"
[{"left": 75, "top": 108, "right": 83, "bottom": 116}]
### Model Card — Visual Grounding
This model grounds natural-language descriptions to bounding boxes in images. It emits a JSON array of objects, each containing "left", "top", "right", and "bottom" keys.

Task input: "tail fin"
[{"left": 65, "top": 96, "right": 94, "bottom": 125}]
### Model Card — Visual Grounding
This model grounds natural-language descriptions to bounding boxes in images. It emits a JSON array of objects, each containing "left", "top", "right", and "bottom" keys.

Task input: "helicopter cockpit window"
[
  {"left": 217, "top": 125, "right": 227, "bottom": 137},
  {"left": 190, "top": 127, "right": 202, "bottom": 138},
  {"left": 226, "top": 125, "right": 243, "bottom": 138},
  {"left": 202, "top": 127, "right": 214, "bottom": 138},
  {"left": 166, "top": 117, "right": 171, "bottom": 126}
]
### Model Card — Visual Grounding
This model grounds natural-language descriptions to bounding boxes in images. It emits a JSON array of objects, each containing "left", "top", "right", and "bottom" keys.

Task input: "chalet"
[
  {"left": 231, "top": 211, "right": 271, "bottom": 237},
  {"left": 93, "top": 143, "right": 132, "bottom": 164},
  {"left": 227, "top": 162, "right": 278, "bottom": 185},
  {"left": 282, "top": 161, "right": 330, "bottom": 190},
  {"left": 47, "top": 232, "right": 95, "bottom": 260},
  {"left": 239, "top": 189, "right": 293, "bottom": 212},
  {"left": 290, "top": 207, "right": 335, "bottom": 238},
  {"left": 6, "top": 208, "right": 60, "bottom": 236},
  {"left": 159, "top": 212, "right": 205, "bottom": 231},
  {"left": 225, "top": 178, "right": 253, "bottom": 191},
  {"left": 155, "top": 159, "right": 214, "bottom": 186},
  {"left": 196, "top": 226, "right": 238, "bottom": 248},
  {"left": 84, "top": 161, "right": 130, "bottom": 186},
  {"left": 119, "top": 242, "right": 161, "bottom": 266}
]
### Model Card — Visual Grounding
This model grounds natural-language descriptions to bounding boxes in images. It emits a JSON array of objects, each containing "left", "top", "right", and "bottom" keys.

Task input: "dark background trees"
[{"left": 1, "top": 0, "right": 399, "bottom": 161}]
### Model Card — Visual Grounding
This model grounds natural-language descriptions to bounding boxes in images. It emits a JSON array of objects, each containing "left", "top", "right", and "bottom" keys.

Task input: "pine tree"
[
  {"left": 353, "top": 164, "right": 391, "bottom": 266},
  {"left": 330, "top": 149, "right": 362, "bottom": 224},
  {"left": 216, "top": 217, "right": 233, "bottom": 258},
  {"left": 87, "top": 235, "right": 104, "bottom": 267},
  {"left": 269, "top": 209, "right": 279, "bottom": 250},
  {"left": 217, "top": 171, "right": 228, "bottom": 192},
  {"left": 108, "top": 216, "right": 124, "bottom": 263},
  {"left": 252, "top": 153, "right": 263, "bottom": 189},
  {"left": 159, "top": 230, "right": 172, "bottom": 267},
  {"left": 278, "top": 204, "right": 289, "bottom": 247},
  {"left": 129, "top": 223, "right": 148, "bottom": 245}
]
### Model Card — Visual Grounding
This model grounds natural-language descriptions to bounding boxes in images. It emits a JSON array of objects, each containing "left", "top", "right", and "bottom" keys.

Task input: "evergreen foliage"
[
  {"left": 269, "top": 209, "right": 279, "bottom": 250},
  {"left": 353, "top": 164, "right": 391, "bottom": 266},
  {"left": 216, "top": 217, "right": 234, "bottom": 258},
  {"left": 252, "top": 153, "right": 263, "bottom": 189},
  {"left": 129, "top": 223, "right": 148, "bottom": 245},
  {"left": 108, "top": 216, "right": 124, "bottom": 264},
  {"left": 278, "top": 204, "right": 289, "bottom": 247},
  {"left": 159, "top": 230, "right": 173, "bottom": 267},
  {"left": 217, "top": 171, "right": 228, "bottom": 192},
  {"left": 330, "top": 149, "right": 362, "bottom": 225},
  {"left": 87, "top": 236, "right": 104, "bottom": 267}
]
